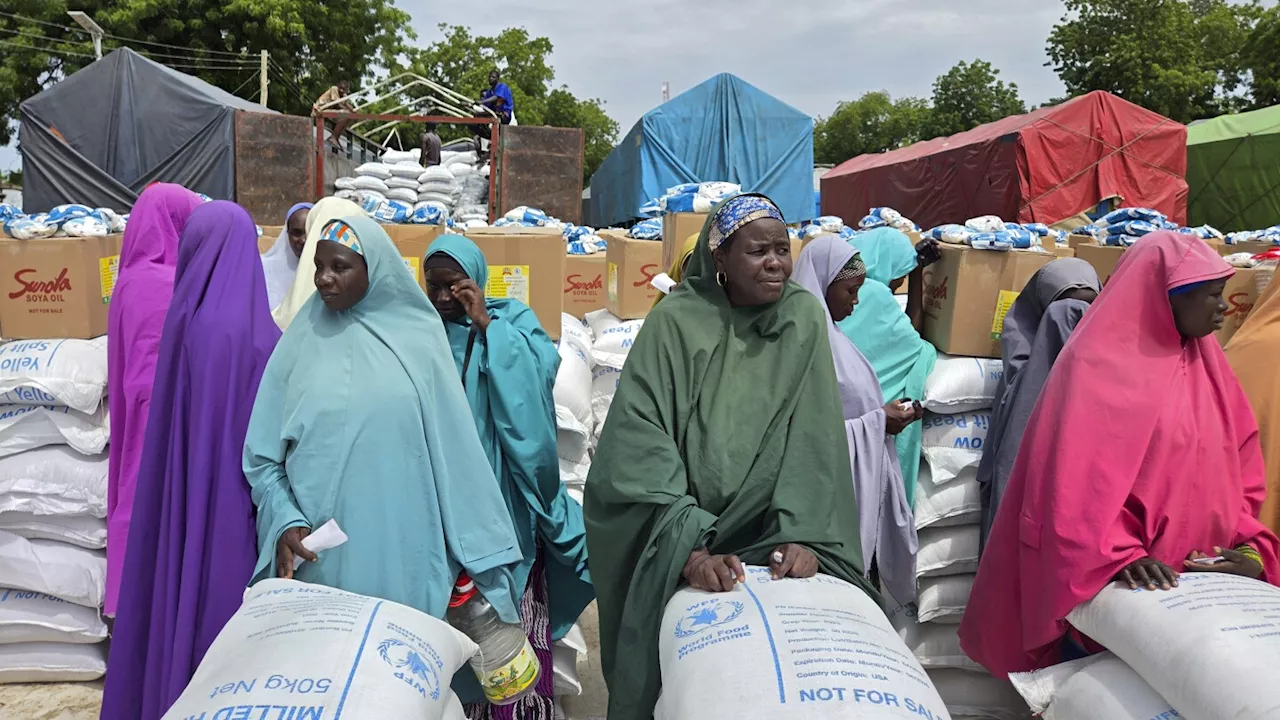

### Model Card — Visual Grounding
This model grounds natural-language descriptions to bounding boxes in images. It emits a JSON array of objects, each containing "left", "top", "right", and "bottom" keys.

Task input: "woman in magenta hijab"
[
  {"left": 959, "top": 232, "right": 1280, "bottom": 677},
  {"left": 106, "top": 182, "right": 203, "bottom": 616},
  {"left": 102, "top": 201, "right": 281, "bottom": 719}
]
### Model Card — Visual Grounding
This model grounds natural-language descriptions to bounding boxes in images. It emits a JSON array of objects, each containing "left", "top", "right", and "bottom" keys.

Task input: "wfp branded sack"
[
  {"left": 0, "top": 337, "right": 108, "bottom": 413},
  {"left": 1010, "top": 653, "right": 1175, "bottom": 720},
  {"left": 929, "top": 670, "right": 1029, "bottom": 720},
  {"left": 916, "top": 525, "right": 979, "bottom": 579},
  {"left": 920, "top": 411, "right": 989, "bottom": 487},
  {"left": 555, "top": 315, "right": 594, "bottom": 435},
  {"left": 334, "top": 177, "right": 358, "bottom": 191},
  {"left": 915, "top": 574, "right": 974, "bottom": 625},
  {"left": 418, "top": 191, "right": 456, "bottom": 206},
  {"left": 0, "top": 642, "right": 106, "bottom": 683},
  {"left": 0, "top": 404, "right": 109, "bottom": 459},
  {"left": 929, "top": 224, "right": 976, "bottom": 245},
  {"left": 351, "top": 176, "right": 391, "bottom": 194},
  {"left": 418, "top": 166, "right": 456, "bottom": 184},
  {"left": 381, "top": 148, "right": 421, "bottom": 165},
  {"left": 0, "top": 588, "right": 108, "bottom": 644},
  {"left": 914, "top": 462, "right": 981, "bottom": 531},
  {"left": 1067, "top": 573, "right": 1280, "bottom": 720},
  {"left": 162, "top": 579, "right": 478, "bottom": 720},
  {"left": 965, "top": 215, "right": 1005, "bottom": 234},
  {"left": 585, "top": 310, "right": 643, "bottom": 370},
  {"left": 0, "top": 530, "right": 105, "bottom": 608},
  {"left": 657, "top": 568, "right": 951, "bottom": 720},
  {"left": 372, "top": 200, "right": 414, "bottom": 224},
  {"left": 0, "top": 512, "right": 106, "bottom": 549},
  {"left": 3, "top": 217, "right": 56, "bottom": 240},
  {"left": 386, "top": 188, "right": 419, "bottom": 204},
  {"left": 886, "top": 602, "right": 981, "bottom": 672},
  {"left": 0, "top": 448, "right": 107, "bottom": 518},
  {"left": 389, "top": 162, "right": 427, "bottom": 180},
  {"left": 922, "top": 354, "right": 1002, "bottom": 413},
  {"left": 61, "top": 216, "right": 109, "bottom": 238},
  {"left": 590, "top": 366, "right": 623, "bottom": 441}
]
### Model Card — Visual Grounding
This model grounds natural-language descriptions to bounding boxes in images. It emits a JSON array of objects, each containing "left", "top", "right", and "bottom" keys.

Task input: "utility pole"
[{"left": 259, "top": 49, "right": 269, "bottom": 108}]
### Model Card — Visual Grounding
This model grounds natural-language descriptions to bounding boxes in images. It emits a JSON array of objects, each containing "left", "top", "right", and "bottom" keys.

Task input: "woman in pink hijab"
[
  {"left": 959, "top": 231, "right": 1280, "bottom": 676},
  {"left": 106, "top": 183, "right": 203, "bottom": 616}
]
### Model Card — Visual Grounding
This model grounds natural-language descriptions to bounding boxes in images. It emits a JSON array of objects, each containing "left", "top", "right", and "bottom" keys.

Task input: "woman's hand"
[
  {"left": 1183, "top": 547, "right": 1264, "bottom": 579},
  {"left": 276, "top": 527, "right": 317, "bottom": 579},
  {"left": 914, "top": 239, "right": 942, "bottom": 269},
  {"left": 451, "top": 279, "right": 490, "bottom": 333},
  {"left": 883, "top": 399, "right": 924, "bottom": 435},
  {"left": 683, "top": 548, "right": 746, "bottom": 592},
  {"left": 769, "top": 544, "right": 819, "bottom": 580},
  {"left": 1115, "top": 557, "right": 1179, "bottom": 590}
]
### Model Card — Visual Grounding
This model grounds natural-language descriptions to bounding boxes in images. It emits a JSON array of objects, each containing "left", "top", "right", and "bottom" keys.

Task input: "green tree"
[
  {"left": 407, "top": 24, "right": 620, "bottom": 180},
  {"left": 813, "top": 91, "right": 931, "bottom": 165},
  {"left": 0, "top": 0, "right": 413, "bottom": 144},
  {"left": 926, "top": 59, "right": 1026, "bottom": 138},
  {"left": 1046, "top": 0, "right": 1258, "bottom": 123},
  {"left": 1242, "top": 5, "right": 1280, "bottom": 108}
]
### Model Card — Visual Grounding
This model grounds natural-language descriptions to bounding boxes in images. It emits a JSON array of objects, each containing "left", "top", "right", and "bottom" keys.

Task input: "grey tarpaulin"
[{"left": 19, "top": 47, "right": 274, "bottom": 213}]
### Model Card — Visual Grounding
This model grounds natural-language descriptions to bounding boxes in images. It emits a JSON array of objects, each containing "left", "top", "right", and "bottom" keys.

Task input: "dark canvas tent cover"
[
  {"left": 821, "top": 91, "right": 1187, "bottom": 229},
  {"left": 588, "top": 73, "right": 814, "bottom": 227},
  {"left": 20, "top": 47, "right": 273, "bottom": 213},
  {"left": 1187, "top": 104, "right": 1280, "bottom": 232}
]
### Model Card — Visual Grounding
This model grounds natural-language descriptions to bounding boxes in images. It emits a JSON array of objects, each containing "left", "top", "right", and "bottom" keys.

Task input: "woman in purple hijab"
[
  {"left": 106, "top": 182, "right": 203, "bottom": 616},
  {"left": 792, "top": 235, "right": 919, "bottom": 602},
  {"left": 101, "top": 201, "right": 282, "bottom": 720}
]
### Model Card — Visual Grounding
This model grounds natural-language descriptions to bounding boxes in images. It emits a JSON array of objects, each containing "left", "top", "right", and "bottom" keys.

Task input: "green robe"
[{"left": 583, "top": 198, "right": 877, "bottom": 720}]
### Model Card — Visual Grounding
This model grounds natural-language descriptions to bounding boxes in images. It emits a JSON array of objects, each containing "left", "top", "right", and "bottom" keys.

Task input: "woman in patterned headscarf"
[{"left": 585, "top": 193, "right": 875, "bottom": 720}]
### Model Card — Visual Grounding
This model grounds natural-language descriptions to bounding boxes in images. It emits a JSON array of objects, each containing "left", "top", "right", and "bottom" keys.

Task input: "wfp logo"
[
  {"left": 377, "top": 637, "right": 441, "bottom": 700},
  {"left": 674, "top": 600, "right": 744, "bottom": 638}
]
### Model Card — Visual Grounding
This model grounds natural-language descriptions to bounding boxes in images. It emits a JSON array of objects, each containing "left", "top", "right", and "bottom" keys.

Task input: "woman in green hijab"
[
  {"left": 584, "top": 194, "right": 876, "bottom": 720},
  {"left": 837, "top": 227, "right": 939, "bottom": 501}
]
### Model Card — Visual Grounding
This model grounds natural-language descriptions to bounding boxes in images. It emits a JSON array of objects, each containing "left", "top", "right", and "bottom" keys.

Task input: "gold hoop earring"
[{"left": 716, "top": 271, "right": 727, "bottom": 287}]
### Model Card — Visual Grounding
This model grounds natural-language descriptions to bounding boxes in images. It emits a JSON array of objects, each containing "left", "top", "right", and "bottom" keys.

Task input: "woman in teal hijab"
[
  {"left": 242, "top": 215, "right": 524, "bottom": 631},
  {"left": 424, "top": 234, "right": 593, "bottom": 717},
  {"left": 838, "top": 227, "right": 938, "bottom": 501}
]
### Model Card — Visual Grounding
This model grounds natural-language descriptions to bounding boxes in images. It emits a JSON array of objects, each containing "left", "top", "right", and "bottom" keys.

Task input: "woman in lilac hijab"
[
  {"left": 106, "top": 182, "right": 203, "bottom": 616},
  {"left": 102, "top": 201, "right": 281, "bottom": 720},
  {"left": 792, "top": 235, "right": 919, "bottom": 602}
]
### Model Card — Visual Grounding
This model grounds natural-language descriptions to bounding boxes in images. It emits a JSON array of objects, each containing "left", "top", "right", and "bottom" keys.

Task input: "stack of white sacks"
[
  {"left": 0, "top": 337, "right": 111, "bottom": 683},
  {"left": 885, "top": 352, "right": 1031, "bottom": 720},
  {"left": 333, "top": 147, "right": 490, "bottom": 226}
]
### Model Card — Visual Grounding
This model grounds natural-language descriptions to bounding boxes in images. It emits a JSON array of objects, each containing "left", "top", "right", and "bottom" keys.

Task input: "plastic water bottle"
[
  {"left": 1254, "top": 248, "right": 1280, "bottom": 296},
  {"left": 446, "top": 573, "right": 541, "bottom": 705}
]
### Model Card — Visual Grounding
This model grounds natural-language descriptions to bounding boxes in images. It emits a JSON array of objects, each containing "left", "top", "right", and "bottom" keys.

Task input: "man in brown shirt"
[
  {"left": 419, "top": 122, "right": 442, "bottom": 167},
  {"left": 313, "top": 80, "right": 356, "bottom": 150}
]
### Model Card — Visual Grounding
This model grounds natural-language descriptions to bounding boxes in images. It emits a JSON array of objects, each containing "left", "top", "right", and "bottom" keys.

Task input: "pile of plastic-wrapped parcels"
[
  {"left": 1063, "top": 207, "right": 1221, "bottom": 247},
  {"left": 0, "top": 337, "right": 111, "bottom": 684},
  {"left": 925, "top": 215, "right": 1068, "bottom": 251},
  {"left": 627, "top": 182, "right": 742, "bottom": 239},
  {"left": 1, "top": 204, "right": 127, "bottom": 240},
  {"left": 494, "top": 206, "right": 606, "bottom": 256},
  {"left": 882, "top": 354, "right": 1033, "bottom": 720},
  {"left": 333, "top": 147, "right": 491, "bottom": 227}
]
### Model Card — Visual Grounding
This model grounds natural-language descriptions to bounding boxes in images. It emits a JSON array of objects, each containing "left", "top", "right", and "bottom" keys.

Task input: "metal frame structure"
[{"left": 313, "top": 73, "right": 502, "bottom": 218}]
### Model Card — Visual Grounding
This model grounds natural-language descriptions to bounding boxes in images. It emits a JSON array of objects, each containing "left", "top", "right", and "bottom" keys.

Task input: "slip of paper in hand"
[{"left": 292, "top": 518, "right": 349, "bottom": 570}]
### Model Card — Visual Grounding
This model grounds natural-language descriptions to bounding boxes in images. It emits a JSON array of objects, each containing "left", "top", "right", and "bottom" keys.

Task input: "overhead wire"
[
  {"left": 0, "top": 38, "right": 94, "bottom": 59},
  {"left": 0, "top": 10, "right": 250, "bottom": 57}
]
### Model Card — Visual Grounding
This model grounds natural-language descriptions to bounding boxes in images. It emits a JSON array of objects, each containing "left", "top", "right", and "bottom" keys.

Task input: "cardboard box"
[
  {"left": 382, "top": 224, "right": 445, "bottom": 288},
  {"left": 1049, "top": 246, "right": 1076, "bottom": 258},
  {"left": 1074, "top": 244, "right": 1127, "bottom": 285},
  {"left": 661, "top": 212, "right": 708, "bottom": 272},
  {"left": 606, "top": 234, "right": 664, "bottom": 319},
  {"left": 921, "top": 245, "right": 1057, "bottom": 358},
  {"left": 465, "top": 227, "right": 566, "bottom": 338},
  {"left": 563, "top": 251, "right": 607, "bottom": 318},
  {"left": 0, "top": 235, "right": 125, "bottom": 339},
  {"left": 1219, "top": 267, "right": 1260, "bottom": 346},
  {"left": 258, "top": 226, "right": 283, "bottom": 254},
  {"left": 1215, "top": 240, "right": 1273, "bottom": 257}
]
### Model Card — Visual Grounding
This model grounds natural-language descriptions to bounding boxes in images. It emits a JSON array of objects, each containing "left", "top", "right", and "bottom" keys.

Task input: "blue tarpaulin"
[{"left": 588, "top": 73, "right": 814, "bottom": 227}]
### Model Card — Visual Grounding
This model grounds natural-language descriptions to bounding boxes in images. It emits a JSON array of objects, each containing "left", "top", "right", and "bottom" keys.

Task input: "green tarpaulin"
[{"left": 1187, "top": 104, "right": 1280, "bottom": 232}]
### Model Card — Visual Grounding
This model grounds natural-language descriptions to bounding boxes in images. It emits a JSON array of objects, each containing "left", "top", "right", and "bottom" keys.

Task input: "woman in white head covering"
[
  {"left": 261, "top": 202, "right": 312, "bottom": 310},
  {"left": 271, "top": 197, "right": 363, "bottom": 329}
]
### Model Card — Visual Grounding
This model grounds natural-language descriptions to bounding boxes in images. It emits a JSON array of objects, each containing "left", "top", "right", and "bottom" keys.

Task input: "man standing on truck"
[
  {"left": 313, "top": 80, "right": 356, "bottom": 150},
  {"left": 420, "top": 122, "right": 442, "bottom": 167}
]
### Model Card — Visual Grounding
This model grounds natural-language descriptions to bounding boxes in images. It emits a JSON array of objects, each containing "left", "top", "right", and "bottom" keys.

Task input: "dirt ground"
[{"left": 0, "top": 604, "right": 609, "bottom": 720}]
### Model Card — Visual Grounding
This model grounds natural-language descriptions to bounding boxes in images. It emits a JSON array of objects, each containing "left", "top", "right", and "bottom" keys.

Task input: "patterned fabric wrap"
[
  {"left": 707, "top": 194, "right": 784, "bottom": 251},
  {"left": 834, "top": 253, "right": 867, "bottom": 282},
  {"left": 319, "top": 219, "right": 364, "bottom": 256}
]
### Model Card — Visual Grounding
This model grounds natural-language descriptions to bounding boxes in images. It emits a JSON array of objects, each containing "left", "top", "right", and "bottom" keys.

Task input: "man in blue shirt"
[{"left": 479, "top": 69, "right": 514, "bottom": 124}]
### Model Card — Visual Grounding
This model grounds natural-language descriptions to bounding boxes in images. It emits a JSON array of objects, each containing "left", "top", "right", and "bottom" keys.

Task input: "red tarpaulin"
[{"left": 821, "top": 91, "right": 1188, "bottom": 229}]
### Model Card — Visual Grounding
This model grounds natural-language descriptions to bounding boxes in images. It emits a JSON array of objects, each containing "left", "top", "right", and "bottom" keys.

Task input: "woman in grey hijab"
[
  {"left": 977, "top": 257, "right": 1102, "bottom": 550},
  {"left": 792, "top": 235, "right": 921, "bottom": 601}
]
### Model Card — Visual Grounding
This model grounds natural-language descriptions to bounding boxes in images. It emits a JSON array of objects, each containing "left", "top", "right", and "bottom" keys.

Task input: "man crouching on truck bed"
[{"left": 313, "top": 80, "right": 356, "bottom": 150}]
